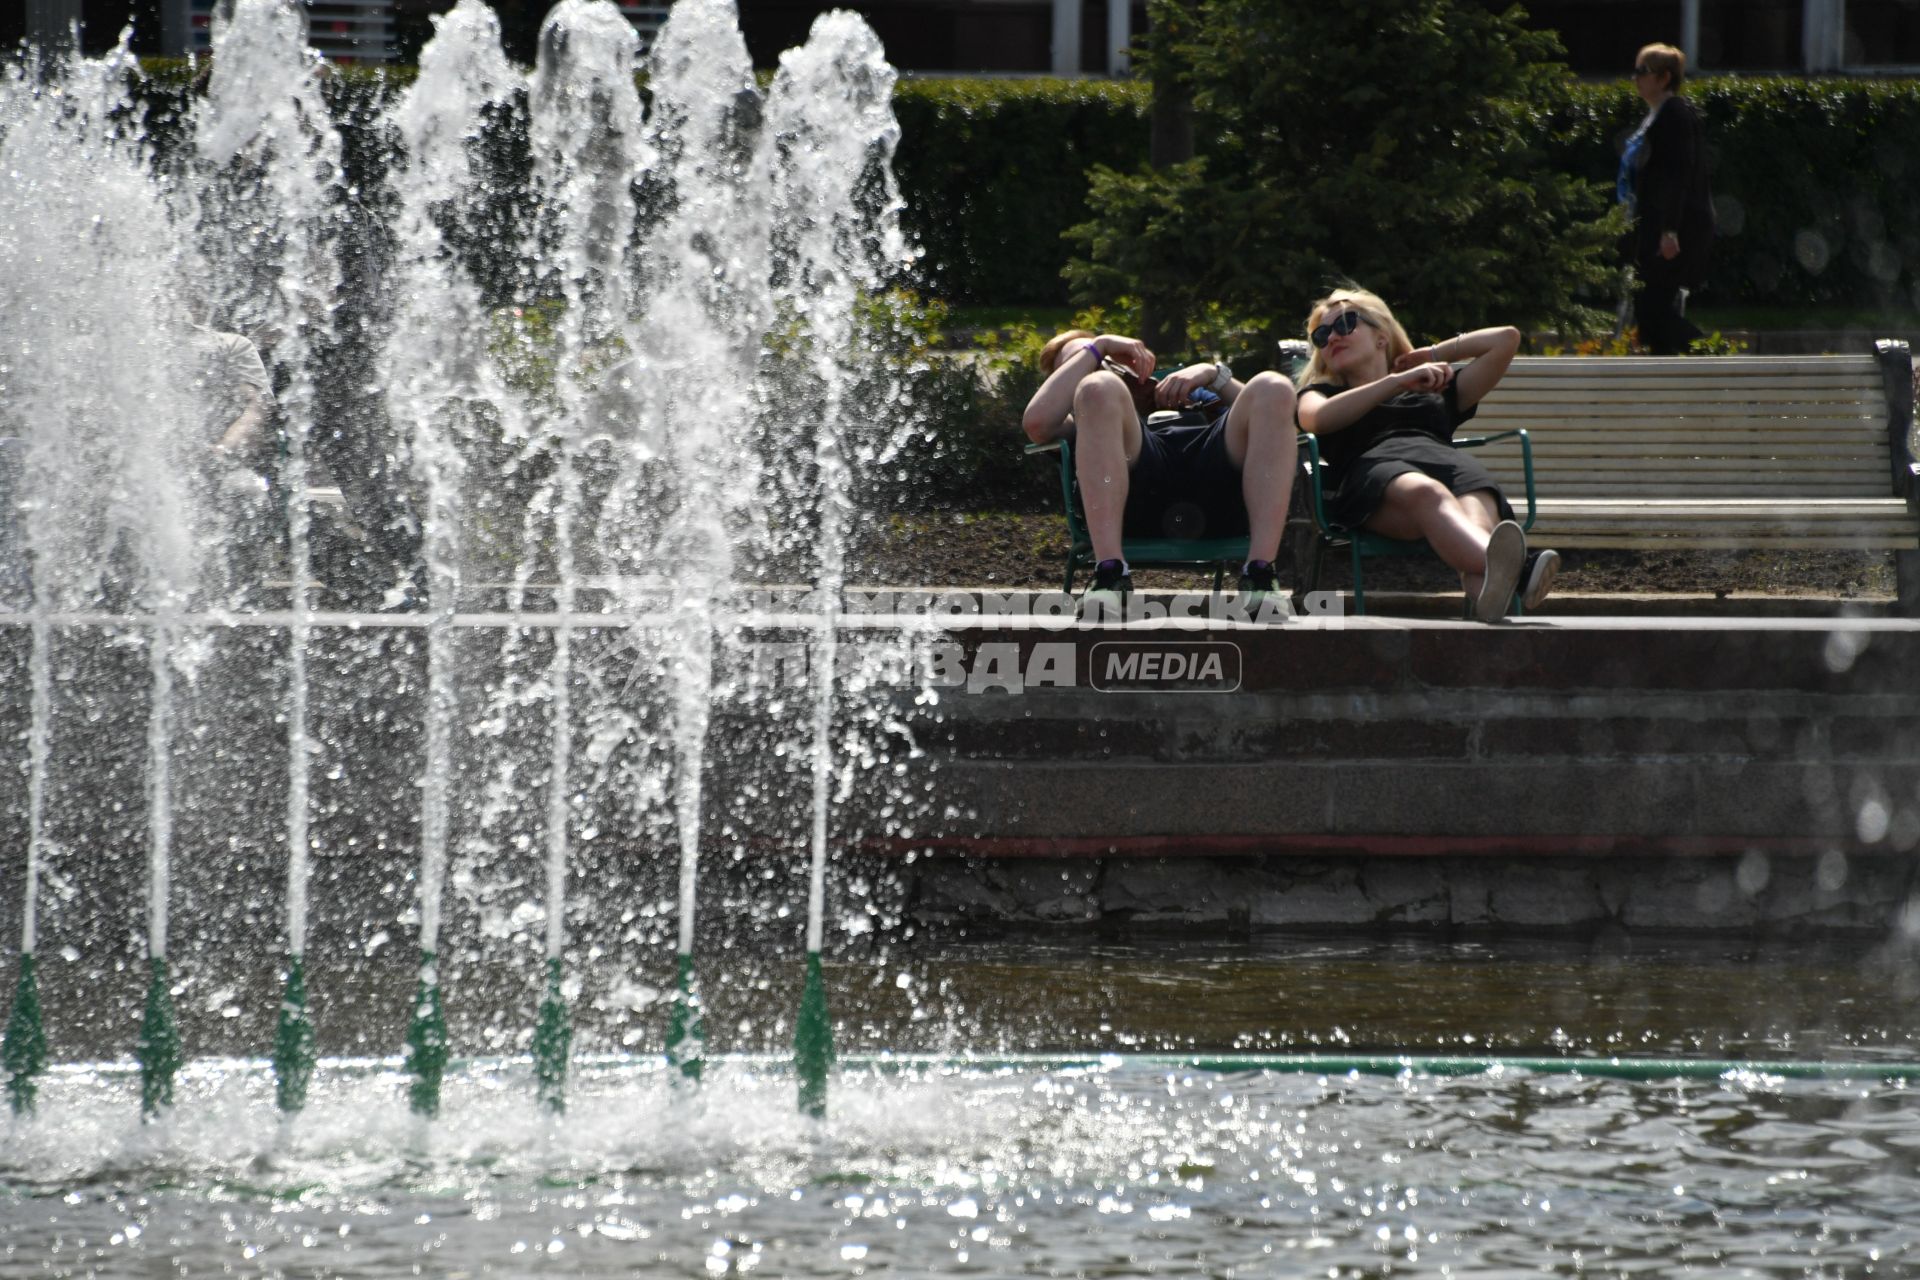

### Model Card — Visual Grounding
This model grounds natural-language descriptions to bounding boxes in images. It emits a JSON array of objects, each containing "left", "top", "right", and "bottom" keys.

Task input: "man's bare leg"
[
  {"left": 1224, "top": 372, "right": 1299, "bottom": 566},
  {"left": 1072, "top": 371, "right": 1144, "bottom": 564}
]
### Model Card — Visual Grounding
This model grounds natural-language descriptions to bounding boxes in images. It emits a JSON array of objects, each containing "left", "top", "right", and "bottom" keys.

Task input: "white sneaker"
[{"left": 1475, "top": 520, "right": 1526, "bottom": 623}]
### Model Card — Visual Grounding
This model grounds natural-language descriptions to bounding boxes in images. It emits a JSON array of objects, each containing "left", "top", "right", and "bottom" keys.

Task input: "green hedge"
[
  {"left": 128, "top": 61, "right": 1920, "bottom": 313},
  {"left": 891, "top": 78, "right": 1148, "bottom": 307},
  {"left": 1553, "top": 77, "right": 1920, "bottom": 313},
  {"left": 898, "top": 74, "right": 1920, "bottom": 315}
]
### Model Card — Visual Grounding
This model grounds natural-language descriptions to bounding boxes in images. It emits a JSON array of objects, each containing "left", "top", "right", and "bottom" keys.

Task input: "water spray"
[
  {"left": 523, "top": 0, "right": 651, "bottom": 1108},
  {"left": 767, "top": 12, "right": 905, "bottom": 1117},
  {"left": 796, "top": 563, "right": 839, "bottom": 1121},
  {"left": 380, "top": 0, "right": 521, "bottom": 1119},
  {"left": 408, "top": 610, "right": 456, "bottom": 1119},
  {"left": 5, "top": 609, "right": 53, "bottom": 1116},
  {"left": 273, "top": 332, "right": 317, "bottom": 1118},
  {"left": 534, "top": 472, "right": 578, "bottom": 1112},
  {"left": 666, "top": 600, "right": 714, "bottom": 1084},
  {"left": 192, "top": 0, "right": 346, "bottom": 1117},
  {"left": 137, "top": 618, "right": 181, "bottom": 1119}
]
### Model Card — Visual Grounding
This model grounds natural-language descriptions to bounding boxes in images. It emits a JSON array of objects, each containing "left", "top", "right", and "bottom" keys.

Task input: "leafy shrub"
[{"left": 1066, "top": 0, "right": 1624, "bottom": 351}]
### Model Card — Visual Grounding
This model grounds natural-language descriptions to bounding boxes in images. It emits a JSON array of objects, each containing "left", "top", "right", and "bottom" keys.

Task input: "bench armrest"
[{"left": 1453, "top": 428, "right": 1527, "bottom": 447}]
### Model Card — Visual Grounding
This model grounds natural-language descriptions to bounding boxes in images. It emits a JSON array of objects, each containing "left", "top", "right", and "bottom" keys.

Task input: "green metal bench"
[
  {"left": 1023, "top": 435, "right": 1253, "bottom": 595},
  {"left": 1028, "top": 428, "right": 1535, "bottom": 611}
]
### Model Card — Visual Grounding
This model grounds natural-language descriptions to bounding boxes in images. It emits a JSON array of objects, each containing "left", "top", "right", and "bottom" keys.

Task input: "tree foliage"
[{"left": 1065, "top": 0, "right": 1624, "bottom": 351}]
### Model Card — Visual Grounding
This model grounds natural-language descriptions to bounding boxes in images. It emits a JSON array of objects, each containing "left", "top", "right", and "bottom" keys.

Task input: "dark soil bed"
[{"left": 849, "top": 511, "right": 1900, "bottom": 600}]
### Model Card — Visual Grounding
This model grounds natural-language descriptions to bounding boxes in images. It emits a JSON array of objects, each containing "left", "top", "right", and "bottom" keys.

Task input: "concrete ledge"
[
  {"left": 859, "top": 615, "right": 1920, "bottom": 929},
  {"left": 905, "top": 850, "right": 1918, "bottom": 934},
  {"left": 870, "top": 833, "right": 1908, "bottom": 859},
  {"left": 1, "top": 612, "right": 1915, "bottom": 937}
]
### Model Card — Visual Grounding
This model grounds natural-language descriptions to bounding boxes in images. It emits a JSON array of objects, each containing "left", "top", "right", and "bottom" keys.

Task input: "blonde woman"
[{"left": 1294, "top": 288, "right": 1557, "bottom": 622}]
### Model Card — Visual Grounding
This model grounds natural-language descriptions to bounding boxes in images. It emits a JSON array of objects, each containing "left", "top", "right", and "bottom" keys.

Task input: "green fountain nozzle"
[
  {"left": 137, "top": 955, "right": 181, "bottom": 1119},
  {"left": 5, "top": 952, "right": 48, "bottom": 1117},
  {"left": 532, "top": 955, "right": 571, "bottom": 1113},
  {"left": 665, "top": 952, "right": 705, "bottom": 1085},
  {"left": 273, "top": 953, "right": 316, "bottom": 1114},
  {"left": 793, "top": 950, "right": 833, "bottom": 1119},
  {"left": 405, "top": 951, "right": 448, "bottom": 1119}
]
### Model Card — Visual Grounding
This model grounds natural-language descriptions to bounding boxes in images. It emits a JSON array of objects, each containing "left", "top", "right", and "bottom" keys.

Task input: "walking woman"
[
  {"left": 1621, "top": 42, "right": 1716, "bottom": 355},
  {"left": 1294, "top": 288, "right": 1557, "bottom": 622}
]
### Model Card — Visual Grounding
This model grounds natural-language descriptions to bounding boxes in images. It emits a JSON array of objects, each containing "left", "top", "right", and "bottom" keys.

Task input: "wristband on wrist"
[{"left": 1079, "top": 340, "right": 1102, "bottom": 364}]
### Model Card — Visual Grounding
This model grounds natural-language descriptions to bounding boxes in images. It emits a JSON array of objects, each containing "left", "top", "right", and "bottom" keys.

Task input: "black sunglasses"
[
  {"left": 1310, "top": 310, "right": 1368, "bottom": 348},
  {"left": 1632, "top": 64, "right": 1653, "bottom": 75}
]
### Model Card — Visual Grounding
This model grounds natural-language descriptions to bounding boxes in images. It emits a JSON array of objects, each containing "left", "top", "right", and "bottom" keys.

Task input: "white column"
[
  {"left": 1680, "top": 0, "right": 1702, "bottom": 67},
  {"left": 1052, "top": 0, "right": 1083, "bottom": 75},
  {"left": 1802, "top": 0, "right": 1845, "bottom": 71},
  {"left": 24, "top": 0, "right": 83, "bottom": 49},
  {"left": 160, "top": 0, "right": 195, "bottom": 55},
  {"left": 1107, "top": 0, "right": 1131, "bottom": 76}
]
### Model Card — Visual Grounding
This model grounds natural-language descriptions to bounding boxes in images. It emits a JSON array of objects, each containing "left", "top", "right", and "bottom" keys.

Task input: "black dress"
[{"left": 1302, "top": 379, "right": 1513, "bottom": 530}]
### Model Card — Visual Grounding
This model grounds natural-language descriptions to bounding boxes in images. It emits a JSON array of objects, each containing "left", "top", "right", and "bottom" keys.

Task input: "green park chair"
[
  {"left": 1023, "top": 435, "right": 1254, "bottom": 595},
  {"left": 1026, "top": 429, "right": 1536, "bottom": 610},
  {"left": 1295, "top": 428, "right": 1538, "bottom": 615}
]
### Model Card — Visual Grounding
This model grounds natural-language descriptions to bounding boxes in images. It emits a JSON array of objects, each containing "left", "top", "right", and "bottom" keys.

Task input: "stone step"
[{"left": 907, "top": 694, "right": 1920, "bottom": 766}]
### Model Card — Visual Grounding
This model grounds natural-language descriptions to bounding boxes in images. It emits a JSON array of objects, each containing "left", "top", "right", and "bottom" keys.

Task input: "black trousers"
[{"left": 1635, "top": 258, "right": 1703, "bottom": 356}]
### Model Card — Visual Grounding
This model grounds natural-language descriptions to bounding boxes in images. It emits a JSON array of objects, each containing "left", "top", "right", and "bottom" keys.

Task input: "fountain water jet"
[
  {"left": 762, "top": 11, "right": 908, "bottom": 1119},
  {"left": 191, "top": 0, "right": 348, "bottom": 1120},
  {"left": 0, "top": 0, "right": 915, "bottom": 1125},
  {"left": 0, "top": 42, "right": 211, "bottom": 1119},
  {"left": 616, "top": 0, "right": 774, "bottom": 1085},
  {"left": 381, "top": 0, "right": 522, "bottom": 1119}
]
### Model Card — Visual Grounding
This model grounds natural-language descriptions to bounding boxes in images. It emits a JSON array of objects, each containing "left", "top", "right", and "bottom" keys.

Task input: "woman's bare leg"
[
  {"left": 1454, "top": 490, "right": 1500, "bottom": 593},
  {"left": 1363, "top": 474, "right": 1496, "bottom": 597}
]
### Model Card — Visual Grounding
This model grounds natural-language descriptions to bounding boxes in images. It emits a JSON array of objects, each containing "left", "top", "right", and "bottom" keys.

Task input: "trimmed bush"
[{"left": 891, "top": 78, "right": 1148, "bottom": 307}]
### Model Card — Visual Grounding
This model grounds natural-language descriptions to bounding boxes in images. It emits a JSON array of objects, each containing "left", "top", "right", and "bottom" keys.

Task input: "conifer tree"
[{"left": 1067, "top": 0, "right": 1623, "bottom": 351}]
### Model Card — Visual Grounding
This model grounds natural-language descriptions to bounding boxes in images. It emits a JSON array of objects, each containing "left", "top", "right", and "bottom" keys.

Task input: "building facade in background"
[{"left": 10, "top": 0, "right": 1919, "bottom": 75}]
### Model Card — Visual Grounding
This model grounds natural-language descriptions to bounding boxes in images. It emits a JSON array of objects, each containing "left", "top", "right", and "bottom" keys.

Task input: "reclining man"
[{"left": 1021, "top": 328, "right": 1298, "bottom": 617}]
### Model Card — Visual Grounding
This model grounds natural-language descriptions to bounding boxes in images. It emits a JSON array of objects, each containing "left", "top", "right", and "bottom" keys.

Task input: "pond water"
[{"left": 5, "top": 932, "right": 1919, "bottom": 1276}]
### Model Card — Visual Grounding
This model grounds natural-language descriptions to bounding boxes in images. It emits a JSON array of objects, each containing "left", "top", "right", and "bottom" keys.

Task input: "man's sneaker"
[
  {"left": 1237, "top": 560, "right": 1277, "bottom": 598},
  {"left": 1079, "top": 558, "right": 1132, "bottom": 620},
  {"left": 1518, "top": 549, "right": 1560, "bottom": 611},
  {"left": 1235, "top": 560, "right": 1289, "bottom": 622},
  {"left": 1475, "top": 520, "right": 1525, "bottom": 623}
]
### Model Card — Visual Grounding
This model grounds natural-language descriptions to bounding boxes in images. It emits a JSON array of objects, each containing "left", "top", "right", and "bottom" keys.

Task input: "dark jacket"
[{"left": 1632, "top": 95, "right": 1716, "bottom": 287}]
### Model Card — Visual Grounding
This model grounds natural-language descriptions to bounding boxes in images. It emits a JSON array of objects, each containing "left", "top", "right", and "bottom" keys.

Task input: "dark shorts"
[
  {"left": 1325, "top": 433, "right": 1514, "bottom": 529},
  {"left": 1122, "top": 417, "right": 1247, "bottom": 539}
]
